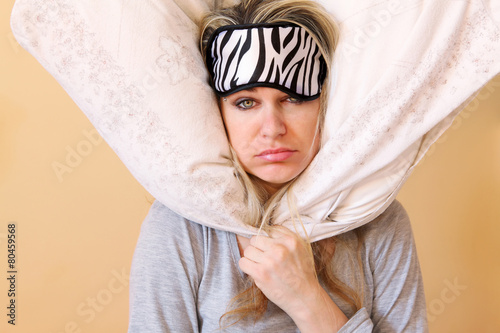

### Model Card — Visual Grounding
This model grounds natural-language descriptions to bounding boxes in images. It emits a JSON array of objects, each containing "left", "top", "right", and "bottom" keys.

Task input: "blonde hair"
[
  {"left": 199, "top": 0, "right": 363, "bottom": 327},
  {"left": 200, "top": 0, "right": 338, "bottom": 230}
]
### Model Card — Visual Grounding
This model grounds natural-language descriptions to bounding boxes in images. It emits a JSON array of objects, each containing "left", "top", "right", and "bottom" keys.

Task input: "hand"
[
  {"left": 239, "top": 226, "right": 316, "bottom": 311},
  {"left": 238, "top": 226, "right": 348, "bottom": 332}
]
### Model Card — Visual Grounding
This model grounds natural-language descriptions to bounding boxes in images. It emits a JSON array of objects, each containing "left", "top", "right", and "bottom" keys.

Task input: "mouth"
[{"left": 256, "top": 148, "right": 296, "bottom": 162}]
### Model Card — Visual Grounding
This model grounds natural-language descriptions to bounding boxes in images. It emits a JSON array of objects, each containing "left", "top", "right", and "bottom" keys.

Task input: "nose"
[{"left": 260, "top": 103, "right": 286, "bottom": 139}]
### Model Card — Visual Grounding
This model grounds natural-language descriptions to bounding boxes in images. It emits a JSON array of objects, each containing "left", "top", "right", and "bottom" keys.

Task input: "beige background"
[{"left": 1, "top": 0, "right": 499, "bottom": 332}]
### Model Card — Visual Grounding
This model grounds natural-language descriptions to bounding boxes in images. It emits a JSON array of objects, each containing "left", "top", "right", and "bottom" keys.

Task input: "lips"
[{"left": 256, "top": 148, "right": 296, "bottom": 162}]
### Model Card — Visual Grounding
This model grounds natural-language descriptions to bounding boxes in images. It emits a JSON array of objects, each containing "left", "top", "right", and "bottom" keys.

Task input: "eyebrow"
[{"left": 229, "top": 88, "right": 257, "bottom": 97}]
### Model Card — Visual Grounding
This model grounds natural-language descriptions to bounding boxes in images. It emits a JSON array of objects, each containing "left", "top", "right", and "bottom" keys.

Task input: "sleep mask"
[{"left": 206, "top": 23, "right": 327, "bottom": 100}]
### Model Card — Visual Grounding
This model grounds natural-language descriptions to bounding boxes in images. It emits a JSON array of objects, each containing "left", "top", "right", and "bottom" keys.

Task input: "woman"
[{"left": 128, "top": 0, "right": 427, "bottom": 332}]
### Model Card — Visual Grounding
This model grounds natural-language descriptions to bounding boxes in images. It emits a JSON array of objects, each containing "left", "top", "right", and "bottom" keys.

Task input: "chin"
[{"left": 254, "top": 170, "right": 300, "bottom": 187}]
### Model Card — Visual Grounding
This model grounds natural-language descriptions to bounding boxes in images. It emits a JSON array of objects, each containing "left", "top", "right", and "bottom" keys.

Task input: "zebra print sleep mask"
[{"left": 206, "top": 23, "right": 327, "bottom": 100}]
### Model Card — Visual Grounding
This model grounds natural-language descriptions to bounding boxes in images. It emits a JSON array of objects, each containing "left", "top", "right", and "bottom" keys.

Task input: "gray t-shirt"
[{"left": 128, "top": 200, "right": 428, "bottom": 332}]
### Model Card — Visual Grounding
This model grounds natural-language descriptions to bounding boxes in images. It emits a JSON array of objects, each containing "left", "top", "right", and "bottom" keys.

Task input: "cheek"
[
  {"left": 227, "top": 130, "right": 246, "bottom": 151},
  {"left": 227, "top": 128, "right": 254, "bottom": 171},
  {"left": 298, "top": 112, "right": 321, "bottom": 160},
  {"left": 221, "top": 109, "right": 253, "bottom": 155},
  {"left": 299, "top": 110, "right": 321, "bottom": 142}
]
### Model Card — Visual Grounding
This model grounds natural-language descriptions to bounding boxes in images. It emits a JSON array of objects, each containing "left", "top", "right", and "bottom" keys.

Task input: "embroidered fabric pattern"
[{"left": 10, "top": 0, "right": 500, "bottom": 240}]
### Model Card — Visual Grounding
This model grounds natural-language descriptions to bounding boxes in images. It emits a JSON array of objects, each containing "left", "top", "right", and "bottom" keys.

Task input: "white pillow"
[{"left": 11, "top": 0, "right": 500, "bottom": 241}]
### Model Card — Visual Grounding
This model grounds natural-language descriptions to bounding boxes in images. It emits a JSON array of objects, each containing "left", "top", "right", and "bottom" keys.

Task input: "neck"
[
  {"left": 261, "top": 182, "right": 281, "bottom": 196},
  {"left": 250, "top": 175, "right": 288, "bottom": 197}
]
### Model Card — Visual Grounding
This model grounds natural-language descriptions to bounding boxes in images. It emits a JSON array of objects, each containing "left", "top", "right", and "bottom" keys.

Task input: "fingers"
[
  {"left": 242, "top": 227, "right": 308, "bottom": 273},
  {"left": 242, "top": 243, "right": 265, "bottom": 263},
  {"left": 238, "top": 247, "right": 273, "bottom": 284},
  {"left": 239, "top": 232, "right": 285, "bottom": 276},
  {"left": 238, "top": 226, "right": 320, "bottom": 315},
  {"left": 249, "top": 234, "right": 272, "bottom": 250},
  {"left": 238, "top": 255, "right": 256, "bottom": 275}
]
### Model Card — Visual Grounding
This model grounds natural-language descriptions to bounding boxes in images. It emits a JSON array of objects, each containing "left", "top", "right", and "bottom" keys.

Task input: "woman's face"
[{"left": 221, "top": 87, "right": 321, "bottom": 193}]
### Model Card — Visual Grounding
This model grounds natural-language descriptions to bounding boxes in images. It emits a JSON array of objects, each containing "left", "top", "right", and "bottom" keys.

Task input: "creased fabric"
[{"left": 10, "top": 0, "right": 500, "bottom": 241}]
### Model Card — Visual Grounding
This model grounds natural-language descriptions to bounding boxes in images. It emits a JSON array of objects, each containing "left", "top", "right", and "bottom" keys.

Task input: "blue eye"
[{"left": 236, "top": 99, "right": 255, "bottom": 109}]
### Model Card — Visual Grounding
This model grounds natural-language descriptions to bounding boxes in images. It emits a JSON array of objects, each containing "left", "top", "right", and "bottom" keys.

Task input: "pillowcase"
[{"left": 11, "top": 0, "right": 500, "bottom": 241}]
